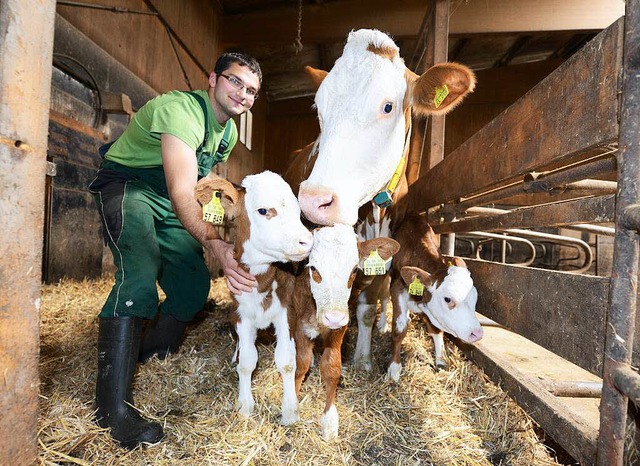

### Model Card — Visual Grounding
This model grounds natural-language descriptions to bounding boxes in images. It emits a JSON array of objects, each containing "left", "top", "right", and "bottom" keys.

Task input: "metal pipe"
[
  {"left": 539, "top": 379, "right": 603, "bottom": 398},
  {"left": 0, "top": 1, "right": 56, "bottom": 464},
  {"left": 612, "top": 365, "right": 640, "bottom": 408},
  {"left": 463, "top": 232, "right": 537, "bottom": 266},
  {"left": 597, "top": 1, "right": 640, "bottom": 463},
  {"left": 452, "top": 154, "right": 617, "bottom": 213}
]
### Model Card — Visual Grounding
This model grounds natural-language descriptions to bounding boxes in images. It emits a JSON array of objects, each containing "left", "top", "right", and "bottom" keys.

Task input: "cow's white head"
[
  {"left": 195, "top": 171, "right": 313, "bottom": 270},
  {"left": 298, "top": 28, "right": 476, "bottom": 226},
  {"left": 400, "top": 257, "right": 483, "bottom": 343},
  {"left": 308, "top": 224, "right": 399, "bottom": 329}
]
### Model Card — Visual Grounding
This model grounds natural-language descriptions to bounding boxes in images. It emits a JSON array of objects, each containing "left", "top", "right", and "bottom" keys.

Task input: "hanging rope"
[{"left": 293, "top": 0, "right": 303, "bottom": 53}]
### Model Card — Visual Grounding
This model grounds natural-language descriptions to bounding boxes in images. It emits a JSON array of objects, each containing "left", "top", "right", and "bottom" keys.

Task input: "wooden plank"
[
  {"left": 410, "top": 18, "right": 623, "bottom": 210},
  {"left": 456, "top": 324, "right": 600, "bottom": 466},
  {"left": 220, "top": 0, "right": 624, "bottom": 45},
  {"left": 432, "top": 195, "right": 615, "bottom": 234},
  {"left": 464, "top": 259, "right": 609, "bottom": 376}
]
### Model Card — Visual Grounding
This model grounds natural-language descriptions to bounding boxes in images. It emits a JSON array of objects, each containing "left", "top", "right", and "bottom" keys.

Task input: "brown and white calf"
[
  {"left": 385, "top": 213, "right": 483, "bottom": 382},
  {"left": 195, "top": 171, "right": 313, "bottom": 425},
  {"left": 290, "top": 224, "right": 399, "bottom": 439}
]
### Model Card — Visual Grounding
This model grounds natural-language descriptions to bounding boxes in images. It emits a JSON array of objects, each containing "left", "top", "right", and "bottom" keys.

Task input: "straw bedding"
[{"left": 38, "top": 277, "right": 567, "bottom": 465}]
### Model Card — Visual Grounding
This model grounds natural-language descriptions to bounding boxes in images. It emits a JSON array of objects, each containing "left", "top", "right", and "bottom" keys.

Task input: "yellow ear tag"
[
  {"left": 202, "top": 191, "right": 225, "bottom": 225},
  {"left": 434, "top": 84, "right": 449, "bottom": 109},
  {"left": 408, "top": 277, "right": 424, "bottom": 296},
  {"left": 363, "top": 249, "right": 386, "bottom": 276},
  {"left": 447, "top": 260, "right": 454, "bottom": 267}
]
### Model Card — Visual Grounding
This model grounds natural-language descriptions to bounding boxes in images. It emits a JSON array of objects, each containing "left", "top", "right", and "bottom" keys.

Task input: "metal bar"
[
  {"left": 0, "top": 1, "right": 56, "bottom": 464},
  {"left": 432, "top": 196, "right": 615, "bottom": 235},
  {"left": 597, "top": 1, "right": 640, "bottom": 463},
  {"left": 539, "top": 379, "right": 603, "bottom": 398},
  {"left": 612, "top": 365, "right": 640, "bottom": 408},
  {"left": 465, "top": 232, "right": 537, "bottom": 266}
]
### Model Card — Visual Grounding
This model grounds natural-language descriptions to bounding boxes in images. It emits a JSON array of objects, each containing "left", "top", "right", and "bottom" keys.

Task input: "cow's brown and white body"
[
  {"left": 283, "top": 28, "right": 476, "bottom": 374},
  {"left": 290, "top": 225, "right": 399, "bottom": 439},
  {"left": 385, "top": 213, "right": 483, "bottom": 382},
  {"left": 195, "top": 172, "right": 313, "bottom": 425}
]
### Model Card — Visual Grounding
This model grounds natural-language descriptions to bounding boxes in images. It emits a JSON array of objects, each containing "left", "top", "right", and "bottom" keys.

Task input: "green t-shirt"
[{"left": 104, "top": 89, "right": 238, "bottom": 170}]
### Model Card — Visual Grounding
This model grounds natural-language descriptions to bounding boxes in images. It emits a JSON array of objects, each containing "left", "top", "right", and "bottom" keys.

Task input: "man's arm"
[{"left": 161, "top": 133, "right": 256, "bottom": 294}]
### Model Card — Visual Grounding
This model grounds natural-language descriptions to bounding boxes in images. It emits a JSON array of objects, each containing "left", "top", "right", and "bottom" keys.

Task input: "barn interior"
[{"left": 1, "top": 0, "right": 639, "bottom": 464}]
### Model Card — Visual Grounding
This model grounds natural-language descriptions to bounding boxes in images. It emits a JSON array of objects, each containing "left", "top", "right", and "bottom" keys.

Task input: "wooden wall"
[{"left": 264, "top": 96, "right": 320, "bottom": 176}]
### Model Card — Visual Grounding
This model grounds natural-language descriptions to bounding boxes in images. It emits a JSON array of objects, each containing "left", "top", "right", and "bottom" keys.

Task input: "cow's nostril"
[{"left": 319, "top": 198, "right": 333, "bottom": 210}]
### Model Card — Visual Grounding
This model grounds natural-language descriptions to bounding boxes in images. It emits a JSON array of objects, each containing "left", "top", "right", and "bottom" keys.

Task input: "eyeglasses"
[{"left": 218, "top": 74, "right": 259, "bottom": 100}]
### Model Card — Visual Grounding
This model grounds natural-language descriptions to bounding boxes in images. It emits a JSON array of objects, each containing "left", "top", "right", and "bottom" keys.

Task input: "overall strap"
[{"left": 184, "top": 91, "right": 210, "bottom": 153}]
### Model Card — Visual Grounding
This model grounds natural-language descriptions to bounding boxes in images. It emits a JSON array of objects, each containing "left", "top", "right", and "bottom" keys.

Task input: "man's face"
[{"left": 210, "top": 63, "right": 260, "bottom": 119}]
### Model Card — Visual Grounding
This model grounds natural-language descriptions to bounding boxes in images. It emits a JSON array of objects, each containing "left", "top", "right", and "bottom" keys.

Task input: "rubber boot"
[
  {"left": 138, "top": 312, "right": 188, "bottom": 363},
  {"left": 96, "top": 317, "right": 164, "bottom": 449}
]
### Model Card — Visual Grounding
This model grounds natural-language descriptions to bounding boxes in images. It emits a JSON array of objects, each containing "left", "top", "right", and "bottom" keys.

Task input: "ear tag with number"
[
  {"left": 433, "top": 84, "right": 449, "bottom": 109},
  {"left": 363, "top": 249, "right": 386, "bottom": 276},
  {"left": 408, "top": 277, "right": 424, "bottom": 296},
  {"left": 202, "top": 191, "right": 225, "bottom": 225}
]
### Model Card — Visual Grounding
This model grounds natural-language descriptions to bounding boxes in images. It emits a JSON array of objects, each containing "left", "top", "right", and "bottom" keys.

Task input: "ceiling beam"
[{"left": 219, "top": 0, "right": 625, "bottom": 46}]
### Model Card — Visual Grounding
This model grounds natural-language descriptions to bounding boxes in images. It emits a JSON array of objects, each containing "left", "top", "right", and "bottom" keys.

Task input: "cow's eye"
[
  {"left": 258, "top": 208, "right": 268, "bottom": 215},
  {"left": 444, "top": 297, "right": 451, "bottom": 304},
  {"left": 382, "top": 102, "right": 393, "bottom": 114}
]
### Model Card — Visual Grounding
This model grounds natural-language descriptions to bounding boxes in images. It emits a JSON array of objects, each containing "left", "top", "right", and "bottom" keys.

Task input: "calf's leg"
[
  {"left": 320, "top": 326, "right": 347, "bottom": 440},
  {"left": 273, "top": 312, "right": 299, "bottom": 425},
  {"left": 235, "top": 320, "right": 258, "bottom": 417}
]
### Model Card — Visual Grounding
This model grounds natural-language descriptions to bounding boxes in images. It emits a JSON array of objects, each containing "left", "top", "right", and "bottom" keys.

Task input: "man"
[{"left": 88, "top": 52, "right": 261, "bottom": 449}]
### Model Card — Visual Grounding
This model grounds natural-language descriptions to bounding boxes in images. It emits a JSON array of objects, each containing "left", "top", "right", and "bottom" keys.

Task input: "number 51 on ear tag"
[
  {"left": 363, "top": 250, "right": 386, "bottom": 276},
  {"left": 202, "top": 191, "right": 225, "bottom": 225}
]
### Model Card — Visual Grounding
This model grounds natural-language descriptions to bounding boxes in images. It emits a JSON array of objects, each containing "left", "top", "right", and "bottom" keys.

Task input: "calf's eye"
[
  {"left": 444, "top": 297, "right": 451, "bottom": 304},
  {"left": 382, "top": 102, "right": 393, "bottom": 114},
  {"left": 258, "top": 208, "right": 268, "bottom": 215}
]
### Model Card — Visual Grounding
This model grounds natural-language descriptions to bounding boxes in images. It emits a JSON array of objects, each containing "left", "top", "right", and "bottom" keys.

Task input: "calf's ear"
[
  {"left": 358, "top": 237, "right": 400, "bottom": 261},
  {"left": 305, "top": 65, "right": 329, "bottom": 90},
  {"left": 194, "top": 177, "right": 241, "bottom": 220},
  {"left": 408, "top": 62, "right": 476, "bottom": 116},
  {"left": 450, "top": 256, "right": 467, "bottom": 268},
  {"left": 400, "top": 266, "right": 433, "bottom": 288}
]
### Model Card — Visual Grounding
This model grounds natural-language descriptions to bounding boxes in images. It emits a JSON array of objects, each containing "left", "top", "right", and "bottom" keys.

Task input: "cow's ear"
[
  {"left": 358, "top": 237, "right": 400, "bottom": 261},
  {"left": 409, "top": 62, "right": 476, "bottom": 116},
  {"left": 422, "top": 223, "right": 441, "bottom": 258},
  {"left": 305, "top": 65, "right": 329, "bottom": 89},
  {"left": 194, "top": 177, "right": 241, "bottom": 220},
  {"left": 400, "top": 266, "right": 433, "bottom": 288}
]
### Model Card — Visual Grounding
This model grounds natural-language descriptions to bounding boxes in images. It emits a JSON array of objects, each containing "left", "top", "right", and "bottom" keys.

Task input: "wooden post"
[
  {"left": 597, "top": 0, "right": 640, "bottom": 464},
  {"left": 0, "top": 1, "right": 56, "bottom": 463}
]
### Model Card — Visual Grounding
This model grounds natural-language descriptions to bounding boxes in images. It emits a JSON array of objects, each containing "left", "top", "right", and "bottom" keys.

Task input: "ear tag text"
[
  {"left": 434, "top": 84, "right": 449, "bottom": 109},
  {"left": 363, "top": 249, "right": 386, "bottom": 276},
  {"left": 408, "top": 277, "right": 424, "bottom": 296},
  {"left": 202, "top": 191, "right": 225, "bottom": 225}
]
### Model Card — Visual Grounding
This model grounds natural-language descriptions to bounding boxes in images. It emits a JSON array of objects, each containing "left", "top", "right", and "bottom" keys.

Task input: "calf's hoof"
[
  {"left": 434, "top": 359, "right": 447, "bottom": 371},
  {"left": 386, "top": 362, "right": 402, "bottom": 383},
  {"left": 281, "top": 409, "right": 300, "bottom": 426},
  {"left": 238, "top": 399, "right": 255, "bottom": 418},
  {"left": 320, "top": 406, "right": 339, "bottom": 440},
  {"left": 352, "top": 356, "right": 372, "bottom": 372}
]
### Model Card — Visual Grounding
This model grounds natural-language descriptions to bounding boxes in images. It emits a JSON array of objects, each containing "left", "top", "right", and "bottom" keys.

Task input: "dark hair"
[{"left": 214, "top": 52, "right": 262, "bottom": 83}]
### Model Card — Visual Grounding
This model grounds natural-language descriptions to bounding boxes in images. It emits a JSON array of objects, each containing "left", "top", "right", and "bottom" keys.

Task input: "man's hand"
[{"left": 208, "top": 239, "right": 257, "bottom": 295}]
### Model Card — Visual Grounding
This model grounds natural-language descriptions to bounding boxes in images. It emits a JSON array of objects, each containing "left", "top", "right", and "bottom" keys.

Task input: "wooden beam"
[
  {"left": 465, "top": 259, "right": 609, "bottom": 376},
  {"left": 410, "top": 18, "right": 623, "bottom": 210},
  {"left": 219, "top": 0, "right": 625, "bottom": 46}
]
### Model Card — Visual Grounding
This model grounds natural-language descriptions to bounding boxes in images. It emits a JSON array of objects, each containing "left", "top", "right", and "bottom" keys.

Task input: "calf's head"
[
  {"left": 308, "top": 224, "right": 399, "bottom": 329},
  {"left": 298, "top": 28, "right": 476, "bottom": 226},
  {"left": 195, "top": 171, "right": 313, "bottom": 267},
  {"left": 400, "top": 257, "right": 483, "bottom": 343}
]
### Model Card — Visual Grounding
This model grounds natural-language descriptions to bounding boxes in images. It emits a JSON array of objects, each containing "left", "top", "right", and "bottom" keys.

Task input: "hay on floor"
[{"left": 38, "top": 277, "right": 566, "bottom": 465}]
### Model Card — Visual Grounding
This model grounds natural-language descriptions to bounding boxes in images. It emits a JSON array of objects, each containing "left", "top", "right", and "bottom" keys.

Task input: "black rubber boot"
[
  {"left": 96, "top": 317, "right": 164, "bottom": 449},
  {"left": 138, "top": 312, "right": 188, "bottom": 363}
]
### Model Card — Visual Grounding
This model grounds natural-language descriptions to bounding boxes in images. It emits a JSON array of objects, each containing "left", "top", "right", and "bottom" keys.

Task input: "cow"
[
  {"left": 286, "top": 28, "right": 476, "bottom": 228},
  {"left": 194, "top": 171, "right": 313, "bottom": 425},
  {"left": 282, "top": 28, "right": 475, "bottom": 373},
  {"left": 290, "top": 225, "right": 399, "bottom": 439},
  {"left": 385, "top": 213, "right": 484, "bottom": 382}
]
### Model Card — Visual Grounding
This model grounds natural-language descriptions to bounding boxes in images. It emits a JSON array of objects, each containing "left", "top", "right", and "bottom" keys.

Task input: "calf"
[
  {"left": 195, "top": 171, "right": 313, "bottom": 425},
  {"left": 291, "top": 225, "right": 399, "bottom": 439},
  {"left": 386, "top": 213, "right": 483, "bottom": 382}
]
